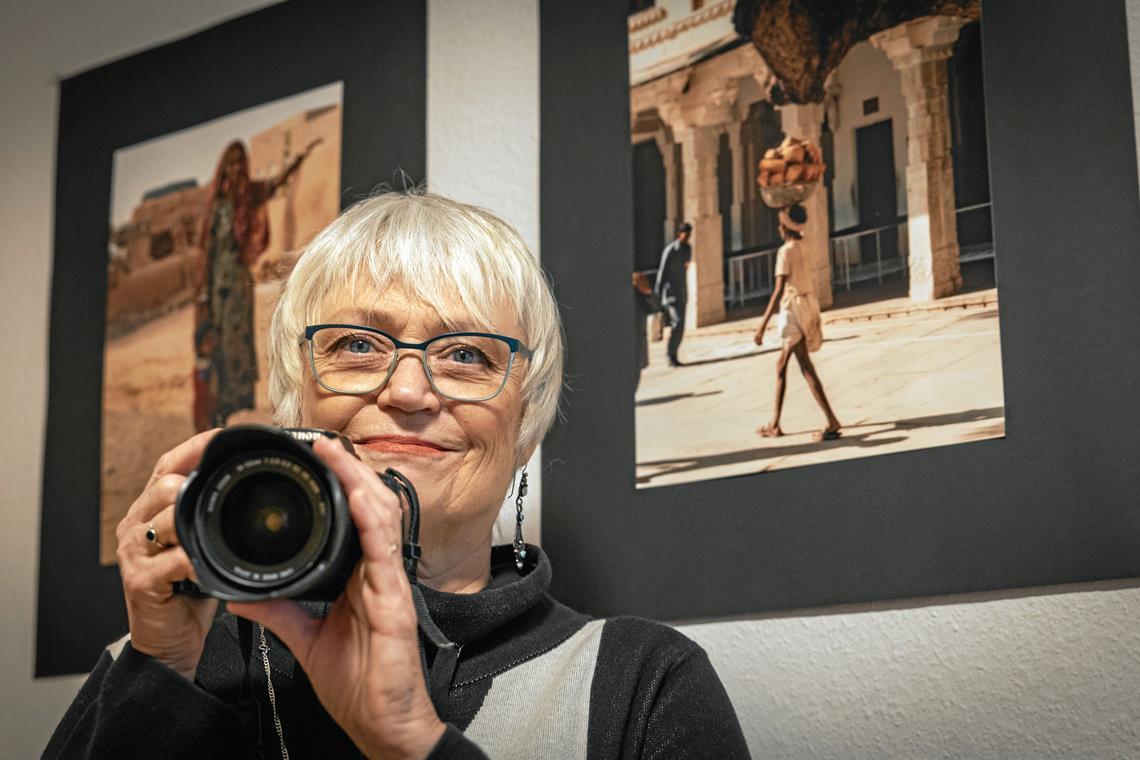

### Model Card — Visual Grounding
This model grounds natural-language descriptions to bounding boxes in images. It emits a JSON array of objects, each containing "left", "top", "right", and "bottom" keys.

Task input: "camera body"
[{"left": 175, "top": 425, "right": 374, "bottom": 602}]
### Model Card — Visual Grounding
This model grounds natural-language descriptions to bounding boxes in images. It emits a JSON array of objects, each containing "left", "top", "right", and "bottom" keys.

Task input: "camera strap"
[
  {"left": 238, "top": 615, "right": 255, "bottom": 702},
  {"left": 236, "top": 615, "right": 271, "bottom": 758},
  {"left": 383, "top": 467, "right": 461, "bottom": 718}
]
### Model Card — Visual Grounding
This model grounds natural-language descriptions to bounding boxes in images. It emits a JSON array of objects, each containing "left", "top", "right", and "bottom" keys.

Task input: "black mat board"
[
  {"left": 38, "top": 0, "right": 426, "bottom": 678},
  {"left": 539, "top": 0, "right": 1140, "bottom": 621}
]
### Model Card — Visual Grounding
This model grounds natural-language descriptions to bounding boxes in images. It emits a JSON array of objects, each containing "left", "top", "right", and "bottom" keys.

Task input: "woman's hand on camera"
[
  {"left": 229, "top": 436, "right": 445, "bottom": 760},
  {"left": 115, "top": 429, "right": 221, "bottom": 681}
]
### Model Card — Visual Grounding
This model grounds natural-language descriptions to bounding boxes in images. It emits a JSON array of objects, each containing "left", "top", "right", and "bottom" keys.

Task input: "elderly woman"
[{"left": 46, "top": 192, "right": 749, "bottom": 759}]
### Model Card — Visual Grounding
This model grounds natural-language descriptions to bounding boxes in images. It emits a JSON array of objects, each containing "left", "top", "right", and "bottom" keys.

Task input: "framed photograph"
[
  {"left": 38, "top": 0, "right": 426, "bottom": 677},
  {"left": 540, "top": 0, "right": 1140, "bottom": 621},
  {"left": 627, "top": 6, "right": 1003, "bottom": 489},
  {"left": 101, "top": 82, "right": 344, "bottom": 566}
]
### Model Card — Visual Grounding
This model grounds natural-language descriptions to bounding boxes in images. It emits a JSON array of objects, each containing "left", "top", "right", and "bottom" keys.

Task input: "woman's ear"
[
  {"left": 514, "top": 443, "right": 539, "bottom": 472},
  {"left": 514, "top": 423, "right": 539, "bottom": 471},
  {"left": 512, "top": 398, "right": 538, "bottom": 470}
]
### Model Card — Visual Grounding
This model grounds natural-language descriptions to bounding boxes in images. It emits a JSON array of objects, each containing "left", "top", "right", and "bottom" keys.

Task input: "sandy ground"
[
  {"left": 99, "top": 283, "right": 279, "bottom": 564},
  {"left": 635, "top": 300, "right": 1005, "bottom": 488}
]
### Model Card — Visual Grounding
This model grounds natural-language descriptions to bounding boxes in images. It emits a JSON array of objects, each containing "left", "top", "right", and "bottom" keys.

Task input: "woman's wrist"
[
  {"left": 359, "top": 716, "right": 446, "bottom": 760},
  {"left": 130, "top": 641, "right": 201, "bottom": 682}
]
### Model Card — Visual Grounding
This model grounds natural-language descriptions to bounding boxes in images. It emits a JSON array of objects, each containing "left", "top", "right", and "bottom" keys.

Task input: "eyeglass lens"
[{"left": 309, "top": 327, "right": 513, "bottom": 400}]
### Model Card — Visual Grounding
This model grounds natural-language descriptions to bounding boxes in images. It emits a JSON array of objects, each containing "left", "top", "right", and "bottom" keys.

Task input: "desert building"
[
  {"left": 105, "top": 102, "right": 341, "bottom": 328},
  {"left": 629, "top": 0, "right": 993, "bottom": 328},
  {"left": 106, "top": 181, "right": 208, "bottom": 325}
]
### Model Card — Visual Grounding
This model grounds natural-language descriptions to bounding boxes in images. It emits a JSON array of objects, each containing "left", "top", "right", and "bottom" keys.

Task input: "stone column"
[
  {"left": 647, "top": 128, "right": 678, "bottom": 343},
  {"left": 872, "top": 16, "right": 965, "bottom": 301},
  {"left": 653, "top": 128, "right": 680, "bottom": 244},
  {"left": 725, "top": 120, "right": 747, "bottom": 251},
  {"left": 675, "top": 124, "right": 726, "bottom": 327},
  {"left": 776, "top": 102, "right": 834, "bottom": 309}
]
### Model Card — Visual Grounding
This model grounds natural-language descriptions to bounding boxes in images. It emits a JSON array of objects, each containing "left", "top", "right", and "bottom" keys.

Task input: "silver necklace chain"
[{"left": 258, "top": 623, "right": 290, "bottom": 760}]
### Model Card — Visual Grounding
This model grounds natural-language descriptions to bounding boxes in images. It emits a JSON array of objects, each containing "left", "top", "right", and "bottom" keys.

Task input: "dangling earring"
[{"left": 513, "top": 467, "right": 528, "bottom": 571}]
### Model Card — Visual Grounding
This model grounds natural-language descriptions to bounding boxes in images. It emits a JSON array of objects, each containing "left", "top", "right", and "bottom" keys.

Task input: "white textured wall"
[
  {"left": 683, "top": 583, "right": 1140, "bottom": 758},
  {"left": 426, "top": 0, "right": 542, "bottom": 548},
  {"left": 0, "top": 3, "right": 283, "bottom": 757},
  {"left": 4, "top": 2, "right": 1140, "bottom": 758}
]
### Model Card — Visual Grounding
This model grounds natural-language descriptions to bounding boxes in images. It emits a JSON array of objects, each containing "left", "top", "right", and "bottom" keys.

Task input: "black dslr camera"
[{"left": 175, "top": 425, "right": 416, "bottom": 602}]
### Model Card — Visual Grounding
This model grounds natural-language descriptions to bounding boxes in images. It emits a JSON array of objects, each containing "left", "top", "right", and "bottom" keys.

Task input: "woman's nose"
[{"left": 378, "top": 352, "right": 440, "bottom": 413}]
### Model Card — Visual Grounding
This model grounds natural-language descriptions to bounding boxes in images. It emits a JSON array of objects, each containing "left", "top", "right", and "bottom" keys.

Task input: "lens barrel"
[{"left": 175, "top": 426, "right": 362, "bottom": 601}]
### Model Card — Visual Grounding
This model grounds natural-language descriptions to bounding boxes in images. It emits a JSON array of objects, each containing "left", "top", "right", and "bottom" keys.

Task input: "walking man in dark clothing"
[{"left": 654, "top": 222, "right": 692, "bottom": 366}]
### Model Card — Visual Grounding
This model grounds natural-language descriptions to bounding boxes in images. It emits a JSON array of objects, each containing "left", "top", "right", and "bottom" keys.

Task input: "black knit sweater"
[{"left": 44, "top": 546, "right": 749, "bottom": 759}]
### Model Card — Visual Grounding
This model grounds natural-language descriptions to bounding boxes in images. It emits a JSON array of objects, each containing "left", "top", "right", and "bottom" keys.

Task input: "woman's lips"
[{"left": 354, "top": 436, "right": 454, "bottom": 457}]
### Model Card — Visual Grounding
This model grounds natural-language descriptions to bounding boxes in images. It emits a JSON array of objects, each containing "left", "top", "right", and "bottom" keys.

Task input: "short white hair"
[{"left": 267, "top": 191, "right": 563, "bottom": 460}]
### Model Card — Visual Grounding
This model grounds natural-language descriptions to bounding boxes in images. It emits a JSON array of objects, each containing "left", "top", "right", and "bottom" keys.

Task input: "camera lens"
[
  {"left": 197, "top": 452, "right": 333, "bottom": 590},
  {"left": 220, "top": 472, "right": 313, "bottom": 567}
]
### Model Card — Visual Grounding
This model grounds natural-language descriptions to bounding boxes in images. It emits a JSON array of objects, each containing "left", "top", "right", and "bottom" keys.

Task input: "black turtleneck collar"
[{"left": 415, "top": 544, "right": 549, "bottom": 644}]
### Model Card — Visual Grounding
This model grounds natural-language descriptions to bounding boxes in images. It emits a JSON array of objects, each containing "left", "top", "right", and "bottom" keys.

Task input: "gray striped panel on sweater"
[{"left": 463, "top": 619, "right": 605, "bottom": 758}]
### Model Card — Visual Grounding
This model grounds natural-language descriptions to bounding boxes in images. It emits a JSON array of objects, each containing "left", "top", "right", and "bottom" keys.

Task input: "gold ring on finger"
[
  {"left": 388, "top": 542, "right": 400, "bottom": 557},
  {"left": 145, "top": 523, "right": 167, "bottom": 550}
]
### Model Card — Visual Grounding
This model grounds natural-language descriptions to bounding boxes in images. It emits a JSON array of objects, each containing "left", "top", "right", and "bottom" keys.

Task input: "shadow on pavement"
[
  {"left": 882, "top": 406, "right": 1004, "bottom": 430},
  {"left": 674, "top": 348, "right": 773, "bottom": 367},
  {"left": 635, "top": 405, "right": 1005, "bottom": 485},
  {"left": 637, "top": 430, "right": 908, "bottom": 484},
  {"left": 954, "top": 309, "right": 999, "bottom": 322},
  {"left": 636, "top": 390, "right": 722, "bottom": 407}
]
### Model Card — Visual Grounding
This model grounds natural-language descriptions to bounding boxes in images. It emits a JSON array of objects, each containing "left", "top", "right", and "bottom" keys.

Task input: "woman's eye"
[
  {"left": 332, "top": 336, "right": 376, "bottom": 354},
  {"left": 450, "top": 346, "right": 486, "bottom": 365}
]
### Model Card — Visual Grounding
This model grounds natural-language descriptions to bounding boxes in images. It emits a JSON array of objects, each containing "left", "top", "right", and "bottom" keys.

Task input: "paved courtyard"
[{"left": 635, "top": 292, "right": 1005, "bottom": 488}]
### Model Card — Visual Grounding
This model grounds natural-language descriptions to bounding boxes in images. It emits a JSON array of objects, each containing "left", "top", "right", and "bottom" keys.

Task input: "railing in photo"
[
  {"left": 717, "top": 202, "right": 994, "bottom": 307},
  {"left": 829, "top": 220, "right": 910, "bottom": 291},
  {"left": 725, "top": 245, "right": 781, "bottom": 308}
]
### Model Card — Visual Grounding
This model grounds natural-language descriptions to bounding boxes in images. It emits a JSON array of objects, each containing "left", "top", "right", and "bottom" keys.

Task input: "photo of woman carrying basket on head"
[
  {"left": 753, "top": 204, "right": 842, "bottom": 443},
  {"left": 630, "top": 6, "right": 1006, "bottom": 489}
]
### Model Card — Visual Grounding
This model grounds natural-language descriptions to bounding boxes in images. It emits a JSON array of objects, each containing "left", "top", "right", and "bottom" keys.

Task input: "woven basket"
[{"left": 760, "top": 181, "right": 819, "bottom": 209}]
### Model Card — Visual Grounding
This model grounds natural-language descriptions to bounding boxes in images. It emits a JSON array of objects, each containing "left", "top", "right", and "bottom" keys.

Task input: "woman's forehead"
[{"left": 314, "top": 282, "right": 521, "bottom": 337}]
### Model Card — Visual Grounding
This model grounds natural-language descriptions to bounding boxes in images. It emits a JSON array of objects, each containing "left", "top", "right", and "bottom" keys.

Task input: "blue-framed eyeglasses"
[{"left": 300, "top": 324, "right": 533, "bottom": 402}]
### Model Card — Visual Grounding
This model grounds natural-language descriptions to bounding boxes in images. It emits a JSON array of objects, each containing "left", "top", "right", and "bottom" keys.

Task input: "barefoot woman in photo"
[
  {"left": 753, "top": 204, "right": 841, "bottom": 442},
  {"left": 193, "top": 138, "right": 321, "bottom": 430}
]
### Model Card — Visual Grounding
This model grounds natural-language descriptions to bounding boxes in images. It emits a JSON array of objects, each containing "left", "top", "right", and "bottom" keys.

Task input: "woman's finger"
[
  {"left": 148, "top": 546, "right": 196, "bottom": 582},
  {"left": 315, "top": 437, "right": 407, "bottom": 523},
  {"left": 122, "top": 471, "right": 183, "bottom": 526},
  {"left": 312, "top": 437, "right": 410, "bottom": 596},
  {"left": 348, "top": 486, "right": 411, "bottom": 603},
  {"left": 314, "top": 437, "right": 397, "bottom": 501},
  {"left": 229, "top": 599, "right": 319, "bottom": 666},
  {"left": 138, "top": 502, "right": 181, "bottom": 553},
  {"left": 348, "top": 486, "right": 401, "bottom": 558},
  {"left": 125, "top": 429, "right": 222, "bottom": 527},
  {"left": 144, "top": 428, "right": 222, "bottom": 486},
  {"left": 125, "top": 547, "right": 196, "bottom": 601},
  {"left": 146, "top": 504, "right": 179, "bottom": 548}
]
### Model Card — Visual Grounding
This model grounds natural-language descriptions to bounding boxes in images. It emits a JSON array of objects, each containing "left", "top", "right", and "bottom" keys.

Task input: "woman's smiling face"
[{"left": 299, "top": 284, "right": 531, "bottom": 551}]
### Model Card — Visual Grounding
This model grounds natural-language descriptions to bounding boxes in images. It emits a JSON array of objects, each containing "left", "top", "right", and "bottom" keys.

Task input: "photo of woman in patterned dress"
[
  {"left": 193, "top": 138, "right": 319, "bottom": 430},
  {"left": 101, "top": 83, "right": 342, "bottom": 564}
]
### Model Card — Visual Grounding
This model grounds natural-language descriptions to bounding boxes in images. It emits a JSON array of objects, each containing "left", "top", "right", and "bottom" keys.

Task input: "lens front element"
[
  {"left": 198, "top": 453, "right": 332, "bottom": 589},
  {"left": 221, "top": 472, "right": 313, "bottom": 567}
]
